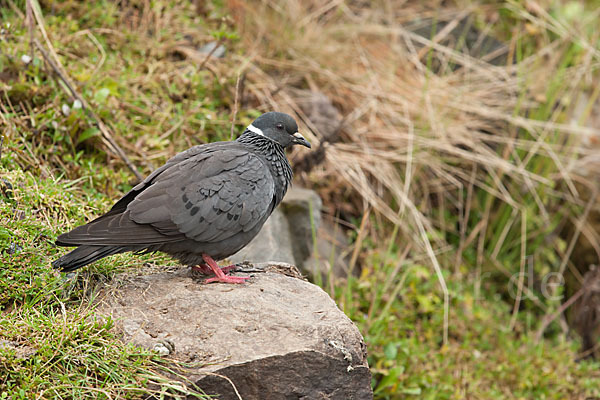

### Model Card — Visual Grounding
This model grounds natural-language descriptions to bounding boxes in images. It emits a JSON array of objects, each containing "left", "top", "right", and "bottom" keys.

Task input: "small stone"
[
  {"left": 0, "top": 340, "right": 36, "bottom": 359},
  {"left": 153, "top": 342, "right": 170, "bottom": 356},
  {"left": 295, "top": 90, "right": 342, "bottom": 140},
  {"left": 7, "top": 242, "right": 22, "bottom": 255},
  {"left": 199, "top": 41, "right": 226, "bottom": 58}
]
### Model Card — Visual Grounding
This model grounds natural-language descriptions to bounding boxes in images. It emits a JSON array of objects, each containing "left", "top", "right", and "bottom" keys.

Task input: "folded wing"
[{"left": 56, "top": 144, "right": 275, "bottom": 246}]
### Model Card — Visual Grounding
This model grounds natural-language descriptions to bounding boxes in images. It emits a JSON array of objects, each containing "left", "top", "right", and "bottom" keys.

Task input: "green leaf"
[
  {"left": 561, "top": 2, "right": 584, "bottom": 22},
  {"left": 94, "top": 88, "right": 111, "bottom": 104},
  {"left": 0, "top": 226, "right": 11, "bottom": 243},
  {"left": 375, "top": 366, "right": 405, "bottom": 393},
  {"left": 401, "top": 387, "right": 422, "bottom": 395},
  {"left": 384, "top": 342, "right": 398, "bottom": 360},
  {"left": 78, "top": 127, "right": 100, "bottom": 143}
]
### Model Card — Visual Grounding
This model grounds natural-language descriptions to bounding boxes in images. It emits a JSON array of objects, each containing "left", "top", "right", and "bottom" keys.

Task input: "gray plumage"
[{"left": 53, "top": 112, "right": 311, "bottom": 272}]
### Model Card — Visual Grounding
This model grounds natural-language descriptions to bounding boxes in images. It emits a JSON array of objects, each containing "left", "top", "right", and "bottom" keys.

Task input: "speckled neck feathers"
[{"left": 236, "top": 131, "right": 293, "bottom": 204}]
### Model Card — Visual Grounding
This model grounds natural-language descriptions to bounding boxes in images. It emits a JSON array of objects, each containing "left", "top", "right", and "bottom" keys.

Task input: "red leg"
[
  {"left": 191, "top": 263, "right": 213, "bottom": 274},
  {"left": 201, "top": 254, "right": 248, "bottom": 284}
]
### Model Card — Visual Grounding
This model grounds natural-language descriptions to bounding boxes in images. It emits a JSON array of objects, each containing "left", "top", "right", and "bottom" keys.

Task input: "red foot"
[
  {"left": 219, "top": 264, "right": 238, "bottom": 273},
  {"left": 200, "top": 254, "right": 248, "bottom": 284},
  {"left": 192, "top": 263, "right": 238, "bottom": 275},
  {"left": 205, "top": 275, "right": 249, "bottom": 284}
]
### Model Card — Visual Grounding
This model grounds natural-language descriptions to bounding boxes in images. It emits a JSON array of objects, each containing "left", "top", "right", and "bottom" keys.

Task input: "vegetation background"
[{"left": 1, "top": 0, "right": 600, "bottom": 398}]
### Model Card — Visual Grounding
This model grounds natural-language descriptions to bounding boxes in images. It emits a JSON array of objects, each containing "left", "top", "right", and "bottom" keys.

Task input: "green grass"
[
  {"left": 325, "top": 2, "right": 600, "bottom": 396},
  {"left": 0, "top": 1, "right": 227, "bottom": 398},
  {"left": 0, "top": 167, "right": 204, "bottom": 398},
  {"left": 2, "top": 0, "right": 600, "bottom": 399},
  {"left": 336, "top": 244, "right": 600, "bottom": 399}
]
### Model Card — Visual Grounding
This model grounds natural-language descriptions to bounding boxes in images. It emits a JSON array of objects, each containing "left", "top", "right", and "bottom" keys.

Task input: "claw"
[{"left": 191, "top": 264, "right": 213, "bottom": 274}]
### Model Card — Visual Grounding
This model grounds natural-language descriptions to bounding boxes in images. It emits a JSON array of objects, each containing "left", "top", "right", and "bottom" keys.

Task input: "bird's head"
[{"left": 246, "top": 112, "right": 311, "bottom": 149}]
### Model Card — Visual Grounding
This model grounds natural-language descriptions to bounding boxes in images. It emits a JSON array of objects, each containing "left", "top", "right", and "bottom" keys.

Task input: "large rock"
[
  {"left": 294, "top": 90, "right": 343, "bottom": 141},
  {"left": 279, "top": 187, "right": 322, "bottom": 266},
  {"left": 292, "top": 89, "right": 344, "bottom": 174},
  {"left": 96, "top": 265, "right": 372, "bottom": 399},
  {"left": 304, "top": 216, "right": 352, "bottom": 281},
  {"left": 229, "top": 208, "right": 295, "bottom": 265},
  {"left": 407, "top": 14, "right": 510, "bottom": 69}
]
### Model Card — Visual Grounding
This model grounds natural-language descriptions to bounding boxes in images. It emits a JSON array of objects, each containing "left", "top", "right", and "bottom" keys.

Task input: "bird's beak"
[{"left": 292, "top": 132, "right": 311, "bottom": 148}]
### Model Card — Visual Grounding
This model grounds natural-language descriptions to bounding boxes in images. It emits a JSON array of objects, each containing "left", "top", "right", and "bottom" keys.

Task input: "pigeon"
[{"left": 52, "top": 112, "right": 311, "bottom": 283}]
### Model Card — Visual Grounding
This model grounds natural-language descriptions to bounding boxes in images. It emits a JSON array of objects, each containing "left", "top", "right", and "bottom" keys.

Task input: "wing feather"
[
  {"left": 126, "top": 148, "right": 275, "bottom": 244},
  {"left": 56, "top": 142, "right": 271, "bottom": 247}
]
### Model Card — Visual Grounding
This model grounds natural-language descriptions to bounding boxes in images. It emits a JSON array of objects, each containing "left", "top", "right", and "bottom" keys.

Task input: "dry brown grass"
[
  {"left": 236, "top": 1, "right": 599, "bottom": 213},
  {"left": 225, "top": 0, "right": 600, "bottom": 342}
]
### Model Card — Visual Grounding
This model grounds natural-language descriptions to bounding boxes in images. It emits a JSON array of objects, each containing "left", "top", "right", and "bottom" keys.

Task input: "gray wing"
[
  {"left": 56, "top": 144, "right": 275, "bottom": 246},
  {"left": 128, "top": 148, "right": 275, "bottom": 243}
]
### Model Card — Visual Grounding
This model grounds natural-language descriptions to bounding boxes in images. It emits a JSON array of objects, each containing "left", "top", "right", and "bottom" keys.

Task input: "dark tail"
[{"left": 52, "top": 245, "right": 129, "bottom": 272}]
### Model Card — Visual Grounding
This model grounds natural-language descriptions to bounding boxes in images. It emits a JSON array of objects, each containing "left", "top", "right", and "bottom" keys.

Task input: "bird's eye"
[{"left": 276, "top": 123, "right": 284, "bottom": 130}]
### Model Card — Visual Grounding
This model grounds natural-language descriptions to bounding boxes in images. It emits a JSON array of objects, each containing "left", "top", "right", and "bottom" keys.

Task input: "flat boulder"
[{"left": 96, "top": 264, "right": 372, "bottom": 399}]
